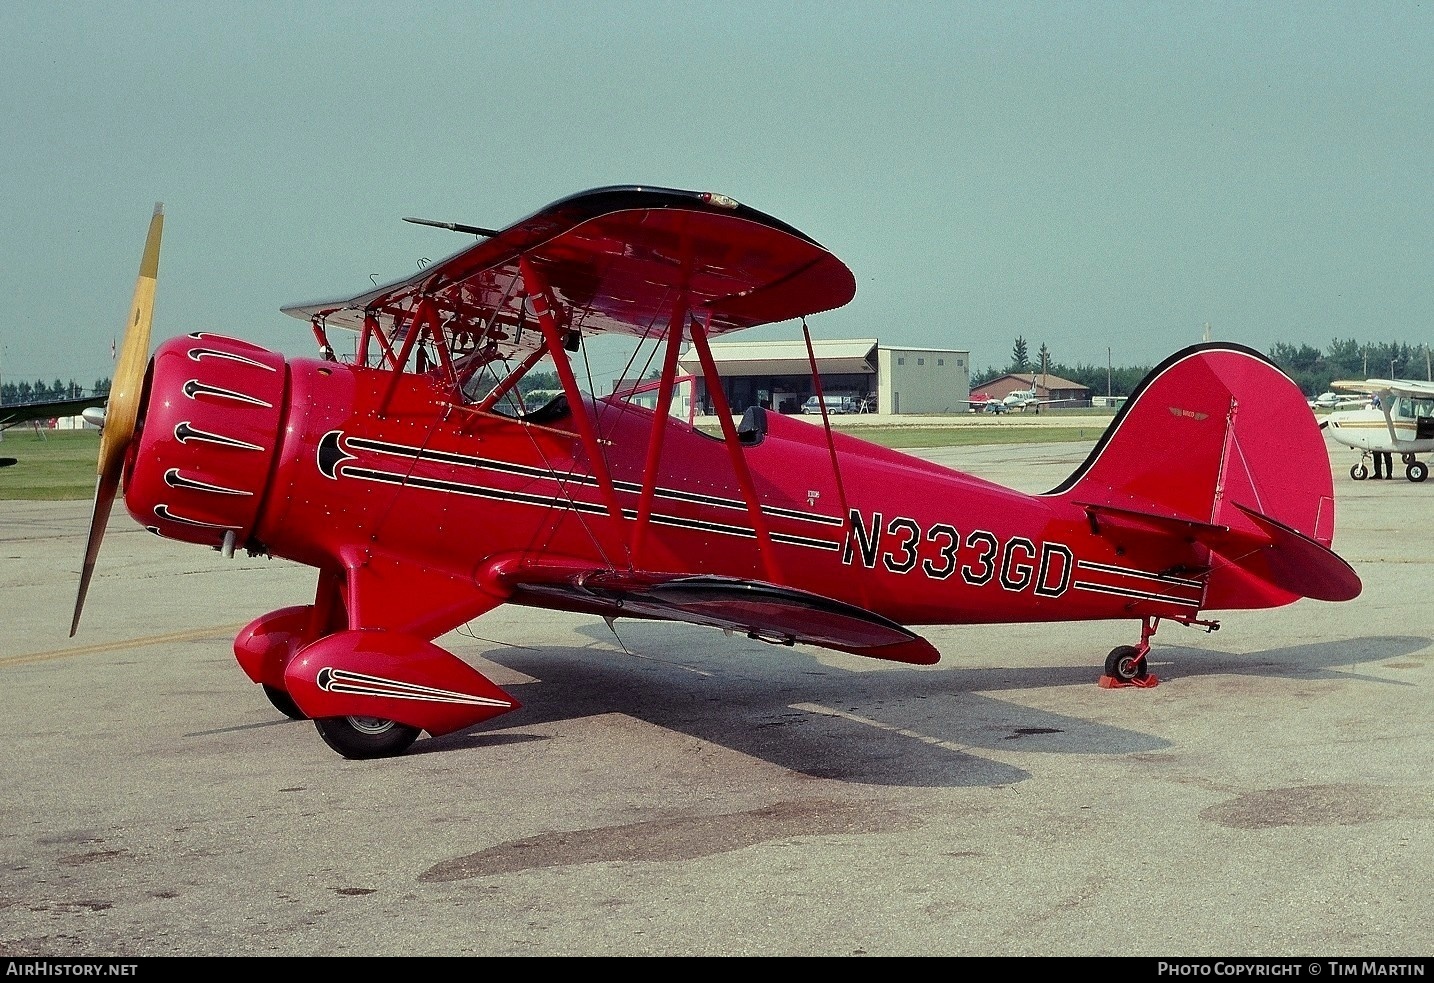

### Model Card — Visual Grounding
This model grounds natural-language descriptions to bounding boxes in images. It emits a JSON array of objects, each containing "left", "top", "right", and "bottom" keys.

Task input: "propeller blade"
[
  {"left": 71, "top": 202, "right": 164, "bottom": 636},
  {"left": 71, "top": 467, "right": 121, "bottom": 637}
]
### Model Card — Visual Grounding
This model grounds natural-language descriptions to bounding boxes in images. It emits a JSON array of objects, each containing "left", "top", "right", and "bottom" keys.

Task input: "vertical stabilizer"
[{"left": 1046, "top": 343, "right": 1359, "bottom": 608}]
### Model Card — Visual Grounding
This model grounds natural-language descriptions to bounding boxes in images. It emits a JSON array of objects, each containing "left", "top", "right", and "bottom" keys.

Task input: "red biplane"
[{"left": 72, "top": 188, "right": 1362, "bottom": 758}]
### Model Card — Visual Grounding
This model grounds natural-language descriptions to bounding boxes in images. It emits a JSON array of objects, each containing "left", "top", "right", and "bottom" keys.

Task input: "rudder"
[{"left": 1047, "top": 343, "right": 1359, "bottom": 608}]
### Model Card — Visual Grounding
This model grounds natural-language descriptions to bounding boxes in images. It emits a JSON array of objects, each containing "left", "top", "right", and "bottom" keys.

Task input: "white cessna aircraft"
[{"left": 1323, "top": 378, "right": 1434, "bottom": 481}]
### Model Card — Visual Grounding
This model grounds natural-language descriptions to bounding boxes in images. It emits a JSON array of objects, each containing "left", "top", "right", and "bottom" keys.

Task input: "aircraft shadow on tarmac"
[{"left": 416, "top": 625, "right": 1428, "bottom": 788}]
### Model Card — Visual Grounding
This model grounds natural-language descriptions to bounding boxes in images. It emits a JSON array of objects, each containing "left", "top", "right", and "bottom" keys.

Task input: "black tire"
[
  {"left": 313, "top": 716, "right": 421, "bottom": 759},
  {"left": 1407, "top": 461, "right": 1428, "bottom": 483},
  {"left": 1105, "top": 645, "right": 1148, "bottom": 682},
  {"left": 262, "top": 684, "right": 307, "bottom": 720},
  {"left": 1350, "top": 464, "right": 1368, "bottom": 481}
]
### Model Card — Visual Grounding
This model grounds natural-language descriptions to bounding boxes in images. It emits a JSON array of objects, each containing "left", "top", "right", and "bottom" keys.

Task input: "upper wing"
[
  {"left": 0, "top": 394, "right": 106, "bottom": 432},
  {"left": 1331, "top": 378, "right": 1434, "bottom": 398},
  {"left": 281, "top": 186, "right": 857, "bottom": 352}
]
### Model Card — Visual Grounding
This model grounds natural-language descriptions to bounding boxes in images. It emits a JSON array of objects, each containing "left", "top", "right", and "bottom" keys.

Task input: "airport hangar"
[{"left": 673, "top": 338, "right": 972, "bottom": 416}]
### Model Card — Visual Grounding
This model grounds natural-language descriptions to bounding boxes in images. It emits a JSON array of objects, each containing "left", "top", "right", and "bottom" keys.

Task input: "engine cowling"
[{"left": 123, "top": 332, "right": 286, "bottom": 550}]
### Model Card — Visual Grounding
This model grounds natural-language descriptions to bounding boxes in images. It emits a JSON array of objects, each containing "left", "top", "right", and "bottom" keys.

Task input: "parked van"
[{"left": 802, "top": 395, "right": 851, "bottom": 415}]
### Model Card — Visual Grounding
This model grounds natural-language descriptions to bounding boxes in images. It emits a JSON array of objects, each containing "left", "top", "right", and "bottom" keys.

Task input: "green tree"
[
  {"left": 517, "top": 370, "right": 560, "bottom": 394},
  {"left": 1268, "top": 342, "right": 1321, "bottom": 372},
  {"left": 1010, "top": 336, "right": 1029, "bottom": 372},
  {"left": 970, "top": 365, "right": 1004, "bottom": 387},
  {"left": 1324, "top": 338, "right": 1362, "bottom": 378}
]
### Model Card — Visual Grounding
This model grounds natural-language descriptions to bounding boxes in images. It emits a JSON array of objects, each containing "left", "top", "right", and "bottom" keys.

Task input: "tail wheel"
[
  {"left": 313, "top": 716, "right": 421, "bottom": 759},
  {"left": 1105, "top": 645, "right": 1149, "bottom": 683},
  {"left": 1408, "top": 461, "right": 1429, "bottom": 483},
  {"left": 262, "top": 684, "right": 307, "bottom": 721},
  {"left": 1350, "top": 463, "right": 1369, "bottom": 480}
]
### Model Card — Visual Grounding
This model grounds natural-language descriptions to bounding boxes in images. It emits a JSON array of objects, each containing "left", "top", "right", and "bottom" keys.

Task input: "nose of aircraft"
[
  {"left": 120, "top": 334, "right": 287, "bottom": 550},
  {"left": 70, "top": 206, "right": 290, "bottom": 637}
]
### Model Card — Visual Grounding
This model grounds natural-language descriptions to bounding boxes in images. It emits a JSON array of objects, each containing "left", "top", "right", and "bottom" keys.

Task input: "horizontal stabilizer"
[
  {"left": 504, "top": 568, "right": 941, "bottom": 665},
  {"left": 1074, "top": 501, "right": 1228, "bottom": 538},
  {"left": 1074, "top": 499, "right": 1361, "bottom": 603},
  {"left": 1220, "top": 504, "right": 1363, "bottom": 602}
]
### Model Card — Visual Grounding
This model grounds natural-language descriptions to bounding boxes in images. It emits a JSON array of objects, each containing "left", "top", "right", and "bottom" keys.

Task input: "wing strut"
[
  {"left": 426, "top": 309, "right": 460, "bottom": 400},
  {"left": 803, "top": 319, "right": 857, "bottom": 570},
  {"left": 379, "top": 297, "right": 438, "bottom": 413},
  {"left": 309, "top": 319, "right": 337, "bottom": 362},
  {"left": 519, "top": 256, "right": 629, "bottom": 550},
  {"left": 689, "top": 313, "right": 780, "bottom": 583},
  {"left": 474, "top": 342, "right": 550, "bottom": 412},
  {"left": 359, "top": 311, "right": 399, "bottom": 369},
  {"left": 630, "top": 300, "right": 687, "bottom": 567}
]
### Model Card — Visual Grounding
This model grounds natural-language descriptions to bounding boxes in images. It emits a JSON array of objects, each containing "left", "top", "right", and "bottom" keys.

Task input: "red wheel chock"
[{"left": 1099, "top": 673, "right": 1160, "bottom": 689}]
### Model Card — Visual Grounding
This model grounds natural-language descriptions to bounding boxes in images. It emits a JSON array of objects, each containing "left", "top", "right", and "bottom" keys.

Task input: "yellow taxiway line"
[{"left": 2, "top": 624, "right": 244, "bottom": 668}]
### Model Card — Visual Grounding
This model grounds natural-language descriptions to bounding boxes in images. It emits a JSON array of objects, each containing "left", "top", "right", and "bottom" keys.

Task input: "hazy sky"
[{"left": 3, "top": 1, "right": 1431, "bottom": 390}]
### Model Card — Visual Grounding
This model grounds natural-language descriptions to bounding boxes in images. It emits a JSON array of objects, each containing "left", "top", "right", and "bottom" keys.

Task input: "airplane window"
[{"left": 1413, "top": 398, "right": 1434, "bottom": 418}]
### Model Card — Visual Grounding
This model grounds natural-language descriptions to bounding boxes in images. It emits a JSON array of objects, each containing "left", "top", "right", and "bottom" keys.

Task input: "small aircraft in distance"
[
  {"left": 1322, "top": 377, "right": 1434, "bottom": 481},
  {"left": 0, "top": 393, "right": 108, "bottom": 468},
  {"left": 968, "top": 375, "right": 1079, "bottom": 414},
  {"left": 1308, "top": 391, "right": 1369, "bottom": 411},
  {"left": 70, "top": 189, "right": 1361, "bottom": 759},
  {"left": 1001, "top": 383, "right": 1076, "bottom": 412}
]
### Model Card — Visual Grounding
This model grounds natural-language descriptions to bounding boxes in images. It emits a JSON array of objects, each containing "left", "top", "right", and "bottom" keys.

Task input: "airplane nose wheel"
[
  {"left": 1350, "top": 463, "right": 1369, "bottom": 480},
  {"left": 314, "top": 715, "right": 421, "bottom": 759}
]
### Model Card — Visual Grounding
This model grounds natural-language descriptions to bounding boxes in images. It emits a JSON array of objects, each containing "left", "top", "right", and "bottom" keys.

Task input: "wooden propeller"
[{"left": 71, "top": 203, "right": 164, "bottom": 636}]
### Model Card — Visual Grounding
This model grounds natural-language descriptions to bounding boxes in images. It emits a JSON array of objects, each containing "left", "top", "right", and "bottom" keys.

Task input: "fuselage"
[
  {"left": 123, "top": 333, "right": 1214, "bottom": 643},
  {"left": 1324, "top": 395, "right": 1434, "bottom": 453}
]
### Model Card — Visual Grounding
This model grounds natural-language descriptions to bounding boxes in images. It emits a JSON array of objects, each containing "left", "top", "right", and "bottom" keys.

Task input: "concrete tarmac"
[{"left": 1, "top": 434, "right": 1430, "bottom": 957}]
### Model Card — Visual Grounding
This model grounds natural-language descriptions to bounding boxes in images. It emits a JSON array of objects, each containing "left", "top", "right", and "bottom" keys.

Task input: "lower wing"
[{"left": 493, "top": 565, "right": 941, "bottom": 665}]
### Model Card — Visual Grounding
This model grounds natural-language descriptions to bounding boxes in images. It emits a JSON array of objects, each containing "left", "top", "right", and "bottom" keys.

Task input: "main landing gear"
[
  {"left": 313, "top": 715, "right": 422, "bottom": 760},
  {"left": 260, "top": 681, "right": 420, "bottom": 758},
  {"left": 1100, "top": 615, "right": 1220, "bottom": 689},
  {"left": 1350, "top": 453, "right": 1428, "bottom": 482}
]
